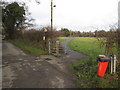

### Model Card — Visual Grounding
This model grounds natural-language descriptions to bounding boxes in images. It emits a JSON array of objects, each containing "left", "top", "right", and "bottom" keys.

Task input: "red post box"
[{"left": 97, "top": 55, "right": 111, "bottom": 77}]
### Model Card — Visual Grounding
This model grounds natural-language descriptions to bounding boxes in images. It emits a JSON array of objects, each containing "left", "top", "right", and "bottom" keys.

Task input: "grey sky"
[{"left": 5, "top": 0, "right": 119, "bottom": 32}]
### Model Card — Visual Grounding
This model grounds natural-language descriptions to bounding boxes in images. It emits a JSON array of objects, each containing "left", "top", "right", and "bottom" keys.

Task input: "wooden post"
[
  {"left": 110, "top": 55, "right": 117, "bottom": 74},
  {"left": 113, "top": 55, "right": 117, "bottom": 73},
  {"left": 111, "top": 56, "right": 113, "bottom": 74},
  {"left": 48, "top": 41, "right": 51, "bottom": 54},
  {"left": 56, "top": 41, "right": 59, "bottom": 56}
]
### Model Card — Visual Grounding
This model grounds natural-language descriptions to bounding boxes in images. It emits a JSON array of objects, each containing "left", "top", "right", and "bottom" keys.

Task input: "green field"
[
  {"left": 9, "top": 40, "right": 48, "bottom": 56},
  {"left": 68, "top": 37, "right": 118, "bottom": 88},
  {"left": 57, "top": 37, "right": 70, "bottom": 42}
]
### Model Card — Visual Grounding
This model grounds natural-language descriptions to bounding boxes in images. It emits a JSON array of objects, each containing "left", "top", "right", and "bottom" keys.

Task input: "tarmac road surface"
[
  {"left": 60, "top": 38, "right": 87, "bottom": 64},
  {"left": 2, "top": 38, "right": 87, "bottom": 88},
  {"left": 2, "top": 41, "right": 77, "bottom": 88}
]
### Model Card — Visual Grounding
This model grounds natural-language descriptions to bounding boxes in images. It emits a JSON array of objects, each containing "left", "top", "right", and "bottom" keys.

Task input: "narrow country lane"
[
  {"left": 2, "top": 38, "right": 87, "bottom": 88},
  {"left": 2, "top": 41, "right": 76, "bottom": 88}
]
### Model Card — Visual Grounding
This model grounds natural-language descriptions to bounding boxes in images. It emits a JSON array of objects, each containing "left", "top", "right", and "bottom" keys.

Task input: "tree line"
[
  {"left": 2, "top": 1, "right": 118, "bottom": 39},
  {"left": 59, "top": 28, "right": 118, "bottom": 38}
]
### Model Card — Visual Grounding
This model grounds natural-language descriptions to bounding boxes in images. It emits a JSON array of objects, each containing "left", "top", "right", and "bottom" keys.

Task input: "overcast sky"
[{"left": 6, "top": 0, "right": 119, "bottom": 32}]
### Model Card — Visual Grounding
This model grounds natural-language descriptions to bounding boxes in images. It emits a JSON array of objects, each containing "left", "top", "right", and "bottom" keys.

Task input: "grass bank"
[
  {"left": 68, "top": 37, "right": 118, "bottom": 88},
  {"left": 9, "top": 40, "right": 48, "bottom": 56}
]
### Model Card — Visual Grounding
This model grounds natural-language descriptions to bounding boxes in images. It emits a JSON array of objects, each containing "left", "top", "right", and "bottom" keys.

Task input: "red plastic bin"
[
  {"left": 97, "top": 62, "right": 109, "bottom": 77},
  {"left": 97, "top": 55, "right": 110, "bottom": 77}
]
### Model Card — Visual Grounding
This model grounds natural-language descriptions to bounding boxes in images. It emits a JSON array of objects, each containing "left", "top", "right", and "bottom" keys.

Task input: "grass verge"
[
  {"left": 68, "top": 37, "right": 118, "bottom": 88},
  {"left": 9, "top": 39, "right": 48, "bottom": 56}
]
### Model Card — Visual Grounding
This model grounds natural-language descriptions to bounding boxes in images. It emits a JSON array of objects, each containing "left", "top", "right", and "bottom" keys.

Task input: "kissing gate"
[{"left": 48, "top": 40, "right": 64, "bottom": 56}]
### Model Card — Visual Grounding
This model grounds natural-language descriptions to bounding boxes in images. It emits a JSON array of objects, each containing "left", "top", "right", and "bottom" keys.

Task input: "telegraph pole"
[
  {"left": 51, "top": 0, "right": 56, "bottom": 31},
  {"left": 51, "top": 0, "right": 53, "bottom": 31}
]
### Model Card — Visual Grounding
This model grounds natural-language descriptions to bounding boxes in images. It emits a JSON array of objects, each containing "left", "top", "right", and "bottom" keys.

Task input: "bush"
[{"left": 16, "top": 26, "right": 60, "bottom": 50}]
